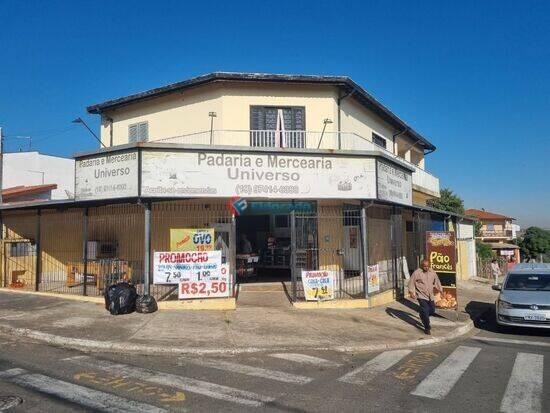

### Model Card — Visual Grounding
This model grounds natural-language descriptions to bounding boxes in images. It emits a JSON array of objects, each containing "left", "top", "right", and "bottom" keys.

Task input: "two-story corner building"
[
  {"left": 465, "top": 208, "right": 520, "bottom": 262},
  {"left": 0, "top": 72, "right": 476, "bottom": 308}
]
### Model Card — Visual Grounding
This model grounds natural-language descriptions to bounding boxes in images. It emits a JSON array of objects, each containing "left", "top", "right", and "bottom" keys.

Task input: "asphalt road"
[{"left": 0, "top": 308, "right": 548, "bottom": 413}]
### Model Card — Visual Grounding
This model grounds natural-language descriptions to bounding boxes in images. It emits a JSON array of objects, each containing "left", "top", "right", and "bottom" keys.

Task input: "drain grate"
[{"left": 0, "top": 396, "right": 24, "bottom": 411}]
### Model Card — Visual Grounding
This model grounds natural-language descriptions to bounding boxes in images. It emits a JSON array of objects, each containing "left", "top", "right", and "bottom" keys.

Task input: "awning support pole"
[
  {"left": 35, "top": 209, "right": 41, "bottom": 292},
  {"left": 360, "top": 203, "right": 370, "bottom": 300},
  {"left": 144, "top": 202, "right": 151, "bottom": 296},
  {"left": 82, "top": 207, "right": 89, "bottom": 297}
]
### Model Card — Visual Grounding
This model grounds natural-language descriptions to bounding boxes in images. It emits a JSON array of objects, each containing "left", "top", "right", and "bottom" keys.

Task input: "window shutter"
[
  {"left": 265, "top": 108, "right": 277, "bottom": 130},
  {"left": 138, "top": 122, "right": 149, "bottom": 142},
  {"left": 292, "top": 108, "right": 305, "bottom": 130},
  {"left": 250, "top": 107, "right": 264, "bottom": 130},
  {"left": 128, "top": 124, "right": 138, "bottom": 143}
]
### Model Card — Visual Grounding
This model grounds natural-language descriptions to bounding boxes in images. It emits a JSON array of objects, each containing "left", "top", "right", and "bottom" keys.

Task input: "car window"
[{"left": 504, "top": 273, "right": 550, "bottom": 291}]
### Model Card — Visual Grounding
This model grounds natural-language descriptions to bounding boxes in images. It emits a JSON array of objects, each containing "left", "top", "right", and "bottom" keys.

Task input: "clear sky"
[{"left": 1, "top": 0, "right": 548, "bottom": 227}]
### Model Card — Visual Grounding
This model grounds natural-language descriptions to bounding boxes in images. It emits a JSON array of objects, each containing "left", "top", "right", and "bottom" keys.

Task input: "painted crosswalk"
[
  {"left": 181, "top": 357, "right": 313, "bottom": 384},
  {"left": 0, "top": 368, "right": 167, "bottom": 413},
  {"left": 410, "top": 346, "right": 481, "bottom": 399},
  {"left": 0, "top": 348, "right": 545, "bottom": 412},
  {"left": 65, "top": 355, "right": 274, "bottom": 407},
  {"left": 500, "top": 353, "right": 544, "bottom": 413},
  {"left": 269, "top": 352, "right": 342, "bottom": 367},
  {"left": 338, "top": 349, "right": 412, "bottom": 384}
]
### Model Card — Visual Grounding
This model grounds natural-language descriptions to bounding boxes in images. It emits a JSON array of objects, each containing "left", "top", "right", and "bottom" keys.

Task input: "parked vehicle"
[{"left": 492, "top": 263, "right": 550, "bottom": 329}]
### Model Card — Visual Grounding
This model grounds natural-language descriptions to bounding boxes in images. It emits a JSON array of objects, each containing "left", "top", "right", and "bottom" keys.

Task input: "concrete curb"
[{"left": 0, "top": 317, "right": 477, "bottom": 356}]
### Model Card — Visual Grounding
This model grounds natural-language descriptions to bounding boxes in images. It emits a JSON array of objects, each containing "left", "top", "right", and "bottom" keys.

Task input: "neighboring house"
[
  {"left": 2, "top": 184, "right": 58, "bottom": 204},
  {"left": 465, "top": 208, "right": 520, "bottom": 262},
  {"left": 87, "top": 72, "right": 440, "bottom": 205},
  {"left": 2, "top": 151, "right": 75, "bottom": 200}
]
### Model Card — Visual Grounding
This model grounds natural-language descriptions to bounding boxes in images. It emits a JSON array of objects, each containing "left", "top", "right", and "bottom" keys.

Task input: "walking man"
[{"left": 408, "top": 259, "right": 443, "bottom": 335}]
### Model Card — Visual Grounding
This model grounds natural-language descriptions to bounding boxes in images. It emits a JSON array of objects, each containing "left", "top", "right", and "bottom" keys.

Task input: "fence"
[
  {"left": 0, "top": 200, "right": 235, "bottom": 301},
  {"left": 476, "top": 257, "right": 508, "bottom": 283}
]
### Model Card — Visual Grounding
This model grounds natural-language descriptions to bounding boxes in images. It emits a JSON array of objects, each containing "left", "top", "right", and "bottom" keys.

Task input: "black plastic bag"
[
  {"left": 104, "top": 282, "right": 137, "bottom": 315},
  {"left": 136, "top": 294, "right": 158, "bottom": 313}
]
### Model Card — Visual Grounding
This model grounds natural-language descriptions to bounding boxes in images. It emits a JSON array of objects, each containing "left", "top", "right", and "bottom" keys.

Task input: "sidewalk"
[{"left": 0, "top": 280, "right": 498, "bottom": 355}]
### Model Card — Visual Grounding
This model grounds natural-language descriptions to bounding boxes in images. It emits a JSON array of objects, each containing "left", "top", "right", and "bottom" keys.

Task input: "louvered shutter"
[
  {"left": 293, "top": 108, "right": 305, "bottom": 130},
  {"left": 128, "top": 124, "right": 138, "bottom": 143},
  {"left": 265, "top": 108, "right": 277, "bottom": 130},
  {"left": 138, "top": 122, "right": 149, "bottom": 142}
]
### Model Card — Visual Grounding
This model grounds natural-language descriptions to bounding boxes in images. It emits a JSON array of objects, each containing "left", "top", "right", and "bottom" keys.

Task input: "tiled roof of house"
[
  {"left": 2, "top": 184, "right": 57, "bottom": 201},
  {"left": 465, "top": 208, "right": 514, "bottom": 221}
]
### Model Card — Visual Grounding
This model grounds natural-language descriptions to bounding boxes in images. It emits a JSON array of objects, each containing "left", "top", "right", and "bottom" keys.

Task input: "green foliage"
[
  {"left": 476, "top": 240, "right": 493, "bottom": 259},
  {"left": 474, "top": 221, "right": 483, "bottom": 237},
  {"left": 427, "top": 188, "right": 465, "bottom": 215},
  {"left": 516, "top": 227, "right": 550, "bottom": 260}
]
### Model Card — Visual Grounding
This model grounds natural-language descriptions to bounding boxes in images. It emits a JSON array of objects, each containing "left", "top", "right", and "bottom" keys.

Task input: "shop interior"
[{"left": 236, "top": 202, "right": 313, "bottom": 282}]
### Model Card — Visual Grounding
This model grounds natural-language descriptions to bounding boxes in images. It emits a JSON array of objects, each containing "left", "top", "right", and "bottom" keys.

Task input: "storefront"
[{"left": 0, "top": 143, "right": 472, "bottom": 307}]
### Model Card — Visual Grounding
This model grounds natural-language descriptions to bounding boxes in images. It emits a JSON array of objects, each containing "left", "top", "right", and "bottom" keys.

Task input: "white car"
[{"left": 493, "top": 263, "right": 550, "bottom": 329}]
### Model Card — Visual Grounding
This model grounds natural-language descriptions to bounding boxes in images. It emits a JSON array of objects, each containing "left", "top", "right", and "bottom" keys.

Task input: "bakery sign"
[
  {"left": 75, "top": 150, "right": 139, "bottom": 200},
  {"left": 141, "top": 151, "right": 377, "bottom": 200},
  {"left": 426, "top": 231, "right": 456, "bottom": 273}
]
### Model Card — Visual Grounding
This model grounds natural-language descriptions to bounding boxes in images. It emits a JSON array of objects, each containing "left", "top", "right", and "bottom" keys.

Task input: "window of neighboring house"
[
  {"left": 372, "top": 132, "right": 387, "bottom": 149},
  {"left": 486, "top": 223, "right": 495, "bottom": 231},
  {"left": 10, "top": 243, "right": 36, "bottom": 257},
  {"left": 250, "top": 106, "right": 305, "bottom": 148},
  {"left": 128, "top": 121, "right": 149, "bottom": 143}
]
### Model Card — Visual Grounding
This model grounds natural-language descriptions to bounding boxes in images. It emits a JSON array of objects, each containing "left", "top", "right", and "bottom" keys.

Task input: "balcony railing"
[
  {"left": 479, "top": 230, "right": 514, "bottom": 239},
  {"left": 153, "top": 129, "right": 440, "bottom": 197}
]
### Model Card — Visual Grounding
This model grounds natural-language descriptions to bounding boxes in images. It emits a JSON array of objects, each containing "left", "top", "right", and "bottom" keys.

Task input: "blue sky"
[{"left": 1, "top": 0, "right": 548, "bottom": 227}]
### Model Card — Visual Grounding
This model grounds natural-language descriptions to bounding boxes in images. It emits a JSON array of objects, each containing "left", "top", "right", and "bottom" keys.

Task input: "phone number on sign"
[
  {"left": 179, "top": 281, "right": 228, "bottom": 298},
  {"left": 235, "top": 184, "right": 299, "bottom": 195}
]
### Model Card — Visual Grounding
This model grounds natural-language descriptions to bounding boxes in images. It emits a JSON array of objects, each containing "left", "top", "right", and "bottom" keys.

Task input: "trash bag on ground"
[
  {"left": 104, "top": 282, "right": 137, "bottom": 315},
  {"left": 136, "top": 294, "right": 158, "bottom": 314}
]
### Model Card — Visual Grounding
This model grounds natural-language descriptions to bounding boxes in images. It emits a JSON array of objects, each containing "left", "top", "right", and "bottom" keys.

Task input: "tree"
[
  {"left": 516, "top": 227, "right": 550, "bottom": 261},
  {"left": 476, "top": 240, "right": 493, "bottom": 259},
  {"left": 427, "top": 188, "right": 465, "bottom": 215}
]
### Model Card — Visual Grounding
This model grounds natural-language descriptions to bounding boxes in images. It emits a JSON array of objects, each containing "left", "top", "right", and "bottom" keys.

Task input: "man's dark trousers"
[{"left": 418, "top": 299, "right": 436, "bottom": 330}]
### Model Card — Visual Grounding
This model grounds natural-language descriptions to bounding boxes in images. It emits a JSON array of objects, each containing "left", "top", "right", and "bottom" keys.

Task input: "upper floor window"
[
  {"left": 250, "top": 106, "right": 305, "bottom": 148},
  {"left": 129, "top": 121, "right": 149, "bottom": 143},
  {"left": 372, "top": 132, "right": 387, "bottom": 149}
]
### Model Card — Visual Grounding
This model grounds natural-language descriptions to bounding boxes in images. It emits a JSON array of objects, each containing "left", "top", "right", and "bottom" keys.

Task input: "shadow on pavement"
[{"left": 385, "top": 306, "right": 424, "bottom": 331}]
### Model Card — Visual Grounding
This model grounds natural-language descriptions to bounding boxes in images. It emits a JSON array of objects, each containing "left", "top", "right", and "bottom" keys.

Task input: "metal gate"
[
  {"left": 290, "top": 208, "right": 365, "bottom": 301},
  {"left": 2, "top": 240, "right": 36, "bottom": 289}
]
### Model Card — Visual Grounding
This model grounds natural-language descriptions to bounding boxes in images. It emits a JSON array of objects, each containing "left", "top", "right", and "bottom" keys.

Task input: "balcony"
[
  {"left": 479, "top": 230, "right": 514, "bottom": 239},
  {"left": 151, "top": 129, "right": 440, "bottom": 198}
]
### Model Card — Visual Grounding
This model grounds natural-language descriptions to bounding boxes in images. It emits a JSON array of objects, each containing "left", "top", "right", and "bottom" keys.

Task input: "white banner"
[
  {"left": 153, "top": 250, "right": 222, "bottom": 284},
  {"left": 367, "top": 264, "right": 381, "bottom": 293},
  {"left": 302, "top": 270, "right": 335, "bottom": 301},
  {"left": 141, "top": 151, "right": 377, "bottom": 199},
  {"left": 377, "top": 160, "right": 412, "bottom": 205},
  {"left": 75, "top": 151, "right": 139, "bottom": 200},
  {"left": 179, "top": 263, "right": 231, "bottom": 299}
]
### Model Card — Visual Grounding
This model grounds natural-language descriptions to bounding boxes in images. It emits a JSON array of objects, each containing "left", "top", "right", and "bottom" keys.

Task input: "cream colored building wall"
[
  {"left": 100, "top": 83, "right": 224, "bottom": 146},
  {"left": 101, "top": 82, "right": 339, "bottom": 148},
  {"left": 220, "top": 83, "right": 339, "bottom": 148}
]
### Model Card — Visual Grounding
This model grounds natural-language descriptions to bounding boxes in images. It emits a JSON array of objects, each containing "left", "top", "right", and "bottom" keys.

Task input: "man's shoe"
[{"left": 424, "top": 328, "right": 431, "bottom": 335}]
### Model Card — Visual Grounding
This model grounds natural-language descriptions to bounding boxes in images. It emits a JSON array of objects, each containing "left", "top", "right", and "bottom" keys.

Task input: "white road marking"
[
  {"left": 182, "top": 358, "right": 313, "bottom": 384},
  {"left": 65, "top": 356, "right": 273, "bottom": 407},
  {"left": 269, "top": 353, "right": 342, "bottom": 367},
  {"left": 337, "top": 349, "right": 412, "bottom": 385},
  {"left": 411, "top": 346, "right": 481, "bottom": 399},
  {"left": 500, "top": 353, "right": 544, "bottom": 413},
  {"left": 0, "top": 368, "right": 166, "bottom": 413},
  {"left": 473, "top": 336, "right": 550, "bottom": 348}
]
